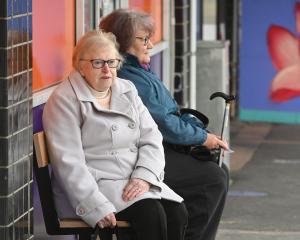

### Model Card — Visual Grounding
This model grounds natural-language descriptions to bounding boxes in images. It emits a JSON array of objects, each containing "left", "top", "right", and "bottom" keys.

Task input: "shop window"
[{"left": 84, "top": 0, "right": 96, "bottom": 33}]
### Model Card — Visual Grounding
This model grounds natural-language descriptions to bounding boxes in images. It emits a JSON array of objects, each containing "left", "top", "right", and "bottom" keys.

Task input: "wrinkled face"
[
  {"left": 79, "top": 45, "right": 119, "bottom": 91},
  {"left": 127, "top": 29, "right": 153, "bottom": 65}
]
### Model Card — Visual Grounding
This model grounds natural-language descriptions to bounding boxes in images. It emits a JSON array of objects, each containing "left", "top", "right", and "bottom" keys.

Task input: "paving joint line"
[{"left": 218, "top": 229, "right": 300, "bottom": 235}]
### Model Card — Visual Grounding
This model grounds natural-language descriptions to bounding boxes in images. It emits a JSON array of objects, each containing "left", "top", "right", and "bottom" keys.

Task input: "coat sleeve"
[
  {"left": 42, "top": 82, "right": 116, "bottom": 227},
  {"left": 118, "top": 67, "right": 208, "bottom": 145},
  {"left": 128, "top": 83, "right": 165, "bottom": 188}
]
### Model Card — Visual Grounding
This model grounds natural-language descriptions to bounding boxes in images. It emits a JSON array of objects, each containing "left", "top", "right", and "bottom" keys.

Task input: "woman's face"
[
  {"left": 79, "top": 45, "right": 119, "bottom": 91},
  {"left": 127, "top": 30, "right": 153, "bottom": 65}
]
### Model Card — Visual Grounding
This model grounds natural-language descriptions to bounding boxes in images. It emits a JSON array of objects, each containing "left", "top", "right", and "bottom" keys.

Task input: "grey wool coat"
[{"left": 42, "top": 70, "right": 183, "bottom": 227}]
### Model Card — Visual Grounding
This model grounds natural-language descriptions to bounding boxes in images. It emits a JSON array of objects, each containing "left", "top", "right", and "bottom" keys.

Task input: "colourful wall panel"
[
  {"left": 240, "top": 0, "right": 300, "bottom": 123},
  {"left": 32, "top": 0, "right": 75, "bottom": 91}
]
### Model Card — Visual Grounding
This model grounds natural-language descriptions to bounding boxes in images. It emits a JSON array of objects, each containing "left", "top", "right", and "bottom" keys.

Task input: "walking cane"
[{"left": 210, "top": 92, "right": 235, "bottom": 167}]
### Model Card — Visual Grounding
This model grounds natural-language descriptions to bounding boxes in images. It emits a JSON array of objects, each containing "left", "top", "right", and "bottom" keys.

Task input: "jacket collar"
[
  {"left": 122, "top": 53, "right": 150, "bottom": 70},
  {"left": 68, "top": 69, "right": 133, "bottom": 117}
]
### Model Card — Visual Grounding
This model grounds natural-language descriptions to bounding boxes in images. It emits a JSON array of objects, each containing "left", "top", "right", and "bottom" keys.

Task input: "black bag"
[
  {"left": 166, "top": 108, "right": 221, "bottom": 164},
  {"left": 165, "top": 143, "right": 220, "bottom": 164},
  {"left": 180, "top": 108, "right": 209, "bottom": 128},
  {"left": 189, "top": 145, "right": 220, "bottom": 163}
]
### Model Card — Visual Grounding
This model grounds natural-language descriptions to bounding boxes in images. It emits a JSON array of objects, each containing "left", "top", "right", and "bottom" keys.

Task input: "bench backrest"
[
  {"left": 33, "top": 131, "right": 95, "bottom": 235},
  {"left": 33, "top": 131, "right": 49, "bottom": 168},
  {"left": 33, "top": 131, "right": 130, "bottom": 237}
]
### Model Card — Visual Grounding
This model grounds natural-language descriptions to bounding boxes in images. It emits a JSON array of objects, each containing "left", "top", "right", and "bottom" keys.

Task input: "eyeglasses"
[
  {"left": 135, "top": 36, "right": 150, "bottom": 46},
  {"left": 80, "top": 59, "right": 121, "bottom": 69}
]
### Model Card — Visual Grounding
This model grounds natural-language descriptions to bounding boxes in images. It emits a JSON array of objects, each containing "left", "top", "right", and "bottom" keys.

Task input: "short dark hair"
[{"left": 99, "top": 9, "right": 155, "bottom": 53}]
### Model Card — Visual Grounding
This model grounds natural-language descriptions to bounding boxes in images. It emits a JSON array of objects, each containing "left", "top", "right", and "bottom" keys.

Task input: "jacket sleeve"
[
  {"left": 128, "top": 83, "right": 165, "bottom": 189},
  {"left": 118, "top": 68, "right": 208, "bottom": 145},
  {"left": 42, "top": 83, "right": 116, "bottom": 227}
]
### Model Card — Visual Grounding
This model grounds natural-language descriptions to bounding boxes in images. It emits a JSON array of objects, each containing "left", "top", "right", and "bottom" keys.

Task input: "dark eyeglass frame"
[
  {"left": 135, "top": 36, "right": 151, "bottom": 46},
  {"left": 80, "top": 59, "right": 121, "bottom": 69}
]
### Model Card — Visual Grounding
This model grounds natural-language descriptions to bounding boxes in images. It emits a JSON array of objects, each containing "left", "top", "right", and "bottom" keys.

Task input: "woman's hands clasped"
[
  {"left": 122, "top": 178, "right": 150, "bottom": 202},
  {"left": 97, "top": 178, "right": 150, "bottom": 229}
]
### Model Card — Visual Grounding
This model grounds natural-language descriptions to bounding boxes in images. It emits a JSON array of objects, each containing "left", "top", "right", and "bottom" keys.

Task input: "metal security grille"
[{"left": 174, "top": 0, "right": 191, "bottom": 107}]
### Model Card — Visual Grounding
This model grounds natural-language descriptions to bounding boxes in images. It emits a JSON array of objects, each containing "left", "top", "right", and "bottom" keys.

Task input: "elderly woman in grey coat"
[{"left": 42, "top": 30, "right": 188, "bottom": 240}]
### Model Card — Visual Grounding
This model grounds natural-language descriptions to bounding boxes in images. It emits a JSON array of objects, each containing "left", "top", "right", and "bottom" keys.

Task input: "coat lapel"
[
  {"left": 68, "top": 70, "right": 133, "bottom": 119},
  {"left": 68, "top": 70, "right": 99, "bottom": 107},
  {"left": 109, "top": 79, "right": 133, "bottom": 117}
]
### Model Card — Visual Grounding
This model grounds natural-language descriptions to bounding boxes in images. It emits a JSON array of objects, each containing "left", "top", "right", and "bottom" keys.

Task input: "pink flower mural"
[{"left": 267, "top": 2, "right": 300, "bottom": 102}]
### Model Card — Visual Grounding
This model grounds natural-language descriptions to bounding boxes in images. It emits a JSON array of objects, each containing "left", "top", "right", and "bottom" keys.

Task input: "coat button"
[
  {"left": 111, "top": 124, "right": 118, "bottom": 131},
  {"left": 128, "top": 122, "right": 136, "bottom": 129},
  {"left": 77, "top": 207, "right": 85, "bottom": 215},
  {"left": 159, "top": 172, "right": 164, "bottom": 180}
]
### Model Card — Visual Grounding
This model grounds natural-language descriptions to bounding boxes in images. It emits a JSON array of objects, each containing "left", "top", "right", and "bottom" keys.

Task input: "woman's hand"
[
  {"left": 203, "top": 133, "right": 228, "bottom": 150},
  {"left": 97, "top": 212, "right": 116, "bottom": 229},
  {"left": 122, "top": 178, "right": 150, "bottom": 202}
]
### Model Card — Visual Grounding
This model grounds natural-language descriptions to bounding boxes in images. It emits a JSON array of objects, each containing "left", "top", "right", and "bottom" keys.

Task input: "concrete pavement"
[{"left": 217, "top": 121, "right": 300, "bottom": 240}]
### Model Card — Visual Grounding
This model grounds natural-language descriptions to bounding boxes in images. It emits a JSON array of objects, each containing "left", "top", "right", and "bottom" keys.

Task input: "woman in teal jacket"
[
  {"left": 100, "top": 9, "right": 229, "bottom": 240},
  {"left": 117, "top": 53, "right": 208, "bottom": 145}
]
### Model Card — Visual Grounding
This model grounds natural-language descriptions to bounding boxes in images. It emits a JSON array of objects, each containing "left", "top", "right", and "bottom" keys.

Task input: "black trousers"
[
  {"left": 116, "top": 198, "right": 188, "bottom": 240},
  {"left": 163, "top": 144, "right": 229, "bottom": 240}
]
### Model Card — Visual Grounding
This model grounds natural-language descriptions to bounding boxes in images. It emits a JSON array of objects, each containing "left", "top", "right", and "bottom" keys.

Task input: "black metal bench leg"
[
  {"left": 78, "top": 232, "right": 94, "bottom": 240},
  {"left": 97, "top": 228, "right": 113, "bottom": 240},
  {"left": 115, "top": 227, "right": 134, "bottom": 240}
]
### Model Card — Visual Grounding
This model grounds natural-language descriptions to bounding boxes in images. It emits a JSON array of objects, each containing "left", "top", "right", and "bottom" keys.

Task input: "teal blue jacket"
[{"left": 118, "top": 53, "right": 208, "bottom": 145}]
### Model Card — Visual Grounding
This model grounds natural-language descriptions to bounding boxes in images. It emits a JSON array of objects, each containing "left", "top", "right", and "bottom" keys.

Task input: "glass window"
[
  {"left": 100, "top": 0, "right": 115, "bottom": 17},
  {"left": 84, "top": 0, "right": 95, "bottom": 33},
  {"left": 128, "top": 0, "right": 162, "bottom": 43},
  {"left": 202, "top": 0, "right": 217, "bottom": 40},
  {"left": 150, "top": 53, "right": 162, "bottom": 79},
  {"left": 32, "top": 0, "right": 75, "bottom": 91}
]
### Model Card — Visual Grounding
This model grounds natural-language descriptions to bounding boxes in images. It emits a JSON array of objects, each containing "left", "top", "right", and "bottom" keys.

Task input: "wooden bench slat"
[
  {"left": 59, "top": 219, "right": 130, "bottom": 228},
  {"left": 59, "top": 219, "right": 89, "bottom": 228},
  {"left": 116, "top": 220, "right": 130, "bottom": 227},
  {"left": 33, "top": 132, "right": 49, "bottom": 168}
]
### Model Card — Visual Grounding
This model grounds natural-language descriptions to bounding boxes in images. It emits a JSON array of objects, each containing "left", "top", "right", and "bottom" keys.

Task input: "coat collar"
[
  {"left": 122, "top": 53, "right": 150, "bottom": 71},
  {"left": 68, "top": 70, "right": 133, "bottom": 117}
]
